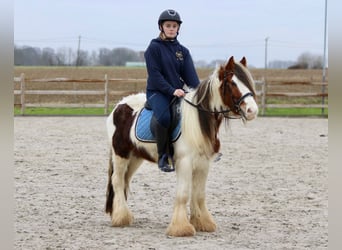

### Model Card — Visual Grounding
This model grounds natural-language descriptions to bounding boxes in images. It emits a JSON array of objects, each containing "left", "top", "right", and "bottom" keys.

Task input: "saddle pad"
[{"left": 135, "top": 108, "right": 181, "bottom": 143}]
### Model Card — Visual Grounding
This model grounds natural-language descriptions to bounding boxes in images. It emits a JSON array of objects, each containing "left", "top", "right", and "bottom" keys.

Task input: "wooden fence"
[
  {"left": 14, "top": 73, "right": 328, "bottom": 115},
  {"left": 14, "top": 73, "right": 146, "bottom": 115},
  {"left": 255, "top": 79, "right": 328, "bottom": 115}
]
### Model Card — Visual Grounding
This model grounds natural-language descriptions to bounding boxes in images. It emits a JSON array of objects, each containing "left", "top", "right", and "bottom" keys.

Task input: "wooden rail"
[
  {"left": 14, "top": 73, "right": 145, "bottom": 114},
  {"left": 254, "top": 79, "right": 328, "bottom": 115},
  {"left": 14, "top": 74, "right": 328, "bottom": 115}
]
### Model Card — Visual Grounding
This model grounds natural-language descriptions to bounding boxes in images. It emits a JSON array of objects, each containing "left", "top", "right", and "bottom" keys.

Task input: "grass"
[
  {"left": 263, "top": 107, "right": 328, "bottom": 117},
  {"left": 14, "top": 107, "right": 328, "bottom": 117}
]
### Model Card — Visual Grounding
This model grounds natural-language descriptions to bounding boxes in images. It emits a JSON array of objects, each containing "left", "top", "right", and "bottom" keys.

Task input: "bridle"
[{"left": 183, "top": 70, "right": 254, "bottom": 120}]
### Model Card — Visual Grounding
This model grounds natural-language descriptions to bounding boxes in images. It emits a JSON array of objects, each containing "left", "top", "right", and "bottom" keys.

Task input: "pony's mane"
[{"left": 181, "top": 68, "right": 223, "bottom": 157}]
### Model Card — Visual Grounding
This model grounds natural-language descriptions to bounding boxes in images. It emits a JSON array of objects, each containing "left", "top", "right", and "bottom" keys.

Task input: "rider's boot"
[{"left": 152, "top": 117, "right": 175, "bottom": 172}]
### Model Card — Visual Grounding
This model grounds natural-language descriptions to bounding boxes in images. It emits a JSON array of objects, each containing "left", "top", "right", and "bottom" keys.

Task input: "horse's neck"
[{"left": 182, "top": 89, "right": 223, "bottom": 155}]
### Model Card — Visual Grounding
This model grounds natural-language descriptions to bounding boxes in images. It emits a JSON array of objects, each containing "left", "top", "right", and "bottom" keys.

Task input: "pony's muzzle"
[
  {"left": 247, "top": 107, "right": 258, "bottom": 120},
  {"left": 242, "top": 100, "right": 258, "bottom": 121}
]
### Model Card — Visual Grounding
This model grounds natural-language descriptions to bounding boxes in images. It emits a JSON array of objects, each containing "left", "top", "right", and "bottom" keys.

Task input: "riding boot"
[{"left": 151, "top": 117, "right": 175, "bottom": 172}]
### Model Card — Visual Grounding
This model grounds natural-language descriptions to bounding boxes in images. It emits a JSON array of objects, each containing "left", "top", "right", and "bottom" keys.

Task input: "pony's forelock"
[{"left": 234, "top": 61, "right": 256, "bottom": 94}]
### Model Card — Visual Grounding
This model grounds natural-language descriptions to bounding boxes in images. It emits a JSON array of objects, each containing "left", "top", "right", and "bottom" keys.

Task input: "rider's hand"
[{"left": 173, "top": 89, "right": 185, "bottom": 97}]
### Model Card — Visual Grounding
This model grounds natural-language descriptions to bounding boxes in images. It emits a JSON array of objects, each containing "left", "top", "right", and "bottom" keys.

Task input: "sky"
[{"left": 14, "top": 0, "right": 328, "bottom": 68}]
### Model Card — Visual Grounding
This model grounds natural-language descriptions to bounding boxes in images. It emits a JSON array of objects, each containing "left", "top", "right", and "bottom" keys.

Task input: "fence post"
[
  {"left": 104, "top": 74, "right": 108, "bottom": 114},
  {"left": 260, "top": 77, "right": 266, "bottom": 116},
  {"left": 20, "top": 73, "right": 25, "bottom": 115}
]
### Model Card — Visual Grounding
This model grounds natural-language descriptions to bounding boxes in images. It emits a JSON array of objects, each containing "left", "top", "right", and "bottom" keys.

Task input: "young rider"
[{"left": 144, "top": 9, "right": 200, "bottom": 172}]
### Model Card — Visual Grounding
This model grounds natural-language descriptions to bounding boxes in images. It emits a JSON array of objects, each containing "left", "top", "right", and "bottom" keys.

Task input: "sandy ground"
[{"left": 14, "top": 116, "right": 328, "bottom": 249}]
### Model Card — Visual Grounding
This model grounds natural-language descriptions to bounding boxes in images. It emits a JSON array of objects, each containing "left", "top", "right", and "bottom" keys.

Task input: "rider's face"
[{"left": 161, "top": 21, "right": 179, "bottom": 38}]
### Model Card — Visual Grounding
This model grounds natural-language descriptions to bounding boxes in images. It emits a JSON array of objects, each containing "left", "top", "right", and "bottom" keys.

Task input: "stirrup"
[{"left": 158, "top": 154, "right": 175, "bottom": 172}]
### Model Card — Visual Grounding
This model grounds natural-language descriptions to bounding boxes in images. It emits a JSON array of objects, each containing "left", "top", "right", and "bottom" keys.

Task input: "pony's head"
[
  {"left": 217, "top": 56, "right": 258, "bottom": 121},
  {"left": 192, "top": 56, "right": 258, "bottom": 122}
]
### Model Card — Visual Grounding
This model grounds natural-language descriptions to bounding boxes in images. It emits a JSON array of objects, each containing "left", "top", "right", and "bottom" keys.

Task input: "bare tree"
[
  {"left": 268, "top": 60, "right": 295, "bottom": 69},
  {"left": 112, "top": 48, "right": 140, "bottom": 66},
  {"left": 98, "top": 48, "right": 114, "bottom": 66},
  {"left": 296, "top": 52, "right": 323, "bottom": 69},
  {"left": 41, "top": 47, "right": 57, "bottom": 66},
  {"left": 56, "top": 47, "right": 74, "bottom": 66},
  {"left": 75, "top": 50, "right": 89, "bottom": 66},
  {"left": 14, "top": 46, "right": 42, "bottom": 65}
]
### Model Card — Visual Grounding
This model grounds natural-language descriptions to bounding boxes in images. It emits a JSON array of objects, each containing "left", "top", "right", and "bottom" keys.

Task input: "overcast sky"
[{"left": 14, "top": 0, "right": 329, "bottom": 67}]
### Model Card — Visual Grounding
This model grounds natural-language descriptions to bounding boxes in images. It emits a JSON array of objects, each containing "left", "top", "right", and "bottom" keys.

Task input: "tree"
[
  {"left": 268, "top": 60, "right": 295, "bottom": 69},
  {"left": 41, "top": 47, "right": 57, "bottom": 66},
  {"left": 98, "top": 48, "right": 114, "bottom": 66},
  {"left": 311, "top": 55, "right": 323, "bottom": 69},
  {"left": 14, "top": 46, "right": 42, "bottom": 65},
  {"left": 296, "top": 52, "right": 323, "bottom": 69},
  {"left": 56, "top": 47, "right": 75, "bottom": 66},
  {"left": 89, "top": 50, "right": 98, "bottom": 66},
  {"left": 75, "top": 50, "right": 89, "bottom": 66},
  {"left": 112, "top": 48, "right": 140, "bottom": 66}
]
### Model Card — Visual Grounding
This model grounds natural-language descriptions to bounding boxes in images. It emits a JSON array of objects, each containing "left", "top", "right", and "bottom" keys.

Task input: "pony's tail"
[{"left": 105, "top": 149, "right": 114, "bottom": 215}]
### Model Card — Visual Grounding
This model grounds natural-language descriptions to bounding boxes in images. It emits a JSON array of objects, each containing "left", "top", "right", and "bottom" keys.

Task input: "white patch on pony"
[
  {"left": 232, "top": 74, "right": 259, "bottom": 120},
  {"left": 208, "top": 68, "right": 226, "bottom": 111},
  {"left": 106, "top": 111, "right": 115, "bottom": 144},
  {"left": 117, "top": 92, "right": 146, "bottom": 112},
  {"left": 232, "top": 75, "right": 251, "bottom": 96}
]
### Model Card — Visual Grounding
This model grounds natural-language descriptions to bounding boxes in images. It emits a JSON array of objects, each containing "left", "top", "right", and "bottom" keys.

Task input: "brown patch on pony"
[
  {"left": 112, "top": 104, "right": 135, "bottom": 158},
  {"left": 212, "top": 113, "right": 223, "bottom": 153},
  {"left": 113, "top": 104, "right": 155, "bottom": 161},
  {"left": 105, "top": 151, "right": 114, "bottom": 215},
  {"left": 218, "top": 56, "right": 241, "bottom": 114},
  {"left": 133, "top": 147, "right": 156, "bottom": 162}
]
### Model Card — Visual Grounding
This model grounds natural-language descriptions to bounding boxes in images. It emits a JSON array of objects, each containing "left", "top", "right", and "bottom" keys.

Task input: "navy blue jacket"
[{"left": 144, "top": 37, "right": 200, "bottom": 96}]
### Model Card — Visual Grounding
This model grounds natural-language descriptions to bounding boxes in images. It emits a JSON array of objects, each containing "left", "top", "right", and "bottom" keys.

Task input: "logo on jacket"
[{"left": 175, "top": 51, "right": 183, "bottom": 61}]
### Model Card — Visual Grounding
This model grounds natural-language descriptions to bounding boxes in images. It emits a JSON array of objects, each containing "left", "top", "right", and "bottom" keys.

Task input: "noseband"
[{"left": 233, "top": 92, "right": 254, "bottom": 113}]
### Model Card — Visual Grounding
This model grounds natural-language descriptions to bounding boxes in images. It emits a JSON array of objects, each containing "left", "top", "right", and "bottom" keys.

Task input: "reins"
[
  {"left": 182, "top": 97, "right": 231, "bottom": 114},
  {"left": 182, "top": 88, "right": 253, "bottom": 120}
]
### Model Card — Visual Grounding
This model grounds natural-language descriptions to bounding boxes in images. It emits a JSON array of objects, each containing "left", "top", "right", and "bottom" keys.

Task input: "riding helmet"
[{"left": 158, "top": 9, "right": 182, "bottom": 26}]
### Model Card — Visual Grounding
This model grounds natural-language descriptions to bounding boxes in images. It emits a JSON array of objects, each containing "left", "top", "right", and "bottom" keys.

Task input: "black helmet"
[{"left": 158, "top": 9, "right": 182, "bottom": 26}]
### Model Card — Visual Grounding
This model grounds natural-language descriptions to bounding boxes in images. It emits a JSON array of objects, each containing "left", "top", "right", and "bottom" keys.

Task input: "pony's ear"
[
  {"left": 240, "top": 57, "right": 247, "bottom": 67},
  {"left": 226, "top": 56, "right": 235, "bottom": 72},
  {"left": 219, "top": 56, "right": 234, "bottom": 82}
]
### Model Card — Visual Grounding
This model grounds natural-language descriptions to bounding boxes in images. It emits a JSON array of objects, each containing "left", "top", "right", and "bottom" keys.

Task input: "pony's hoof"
[
  {"left": 190, "top": 216, "right": 216, "bottom": 232},
  {"left": 111, "top": 211, "right": 133, "bottom": 227},
  {"left": 166, "top": 223, "right": 196, "bottom": 237},
  {"left": 190, "top": 215, "right": 217, "bottom": 232},
  {"left": 191, "top": 219, "right": 217, "bottom": 232}
]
